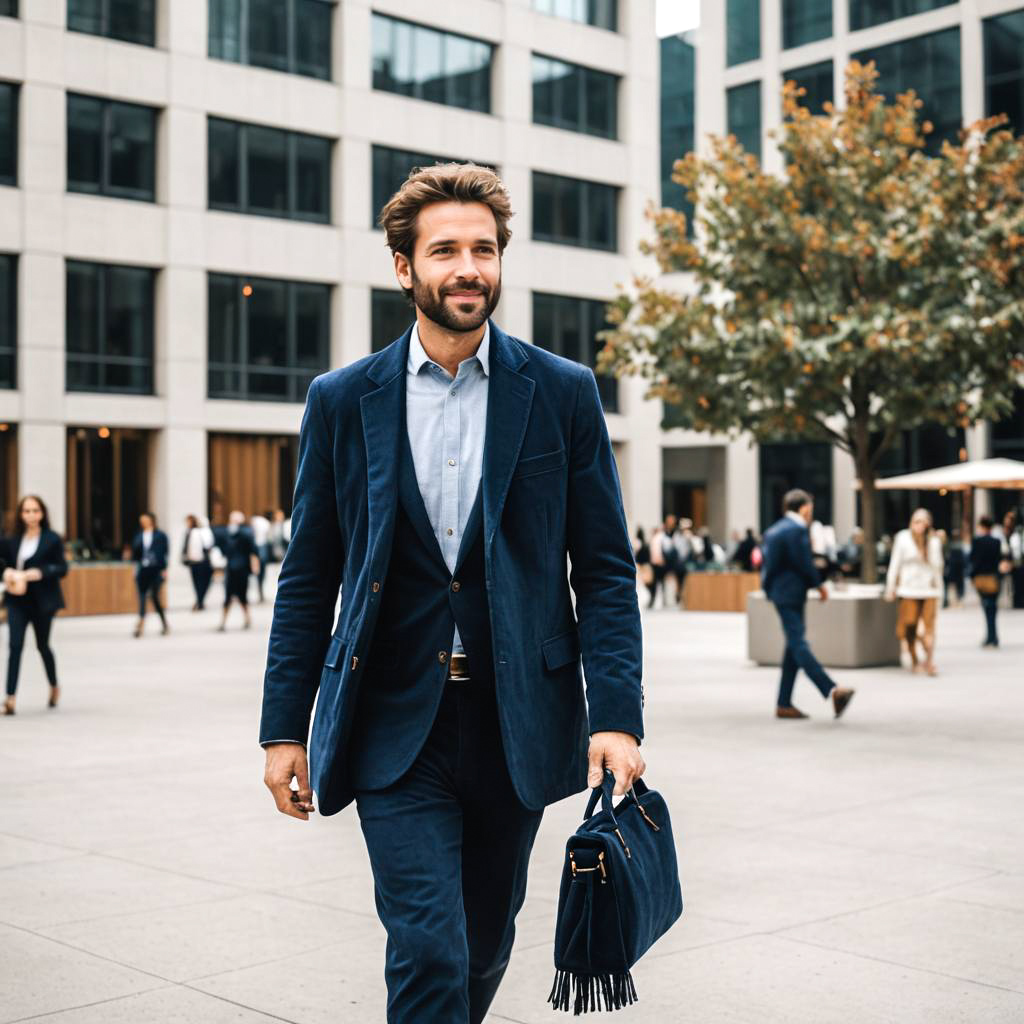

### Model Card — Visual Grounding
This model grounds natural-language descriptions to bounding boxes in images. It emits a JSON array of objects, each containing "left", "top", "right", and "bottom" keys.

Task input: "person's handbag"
[
  {"left": 548, "top": 772, "right": 683, "bottom": 1015},
  {"left": 974, "top": 574, "right": 1000, "bottom": 596}
]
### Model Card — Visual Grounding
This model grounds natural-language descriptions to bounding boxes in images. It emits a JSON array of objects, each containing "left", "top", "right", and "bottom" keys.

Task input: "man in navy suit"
[
  {"left": 260, "top": 164, "right": 645, "bottom": 1023},
  {"left": 761, "top": 489, "right": 855, "bottom": 720}
]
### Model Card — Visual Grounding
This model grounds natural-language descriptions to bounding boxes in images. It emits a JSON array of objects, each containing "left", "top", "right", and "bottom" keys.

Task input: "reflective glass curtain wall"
[
  {"left": 532, "top": 54, "right": 618, "bottom": 138},
  {"left": 66, "top": 261, "right": 155, "bottom": 395},
  {"left": 660, "top": 35, "right": 695, "bottom": 216},
  {"left": 784, "top": 60, "right": 834, "bottom": 114},
  {"left": 533, "top": 292, "right": 618, "bottom": 413},
  {"left": 67, "top": 94, "right": 156, "bottom": 201},
  {"left": 208, "top": 273, "right": 330, "bottom": 403},
  {"left": 727, "top": 81, "right": 762, "bottom": 160},
  {"left": 727, "top": 0, "right": 760, "bottom": 66},
  {"left": 0, "top": 82, "right": 16, "bottom": 186},
  {"left": 208, "top": 0, "right": 333, "bottom": 80},
  {"left": 67, "top": 0, "right": 155, "bottom": 45},
  {"left": 984, "top": 9, "right": 1024, "bottom": 136},
  {"left": 208, "top": 117, "right": 331, "bottom": 222},
  {"left": 0, "top": 254, "right": 15, "bottom": 388},
  {"left": 532, "top": 0, "right": 617, "bottom": 31},
  {"left": 850, "top": 0, "right": 956, "bottom": 31},
  {"left": 783, "top": 0, "right": 832, "bottom": 49},
  {"left": 854, "top": 28, "right": 961, "bottom": 154},
  {"left": 532, "top": 172, "right": 618, "bottom": 251},
  {"left": 372, "top": 14, "right": 493, "bottom": 114}
]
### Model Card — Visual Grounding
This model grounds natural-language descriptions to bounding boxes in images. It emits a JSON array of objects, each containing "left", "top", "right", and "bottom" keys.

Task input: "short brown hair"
[
  {"left": 783, "top": 488, "right": 813, "bottom": 513},
  {"left": 378, "top": 163, "right": 513, "bottom": 259}
]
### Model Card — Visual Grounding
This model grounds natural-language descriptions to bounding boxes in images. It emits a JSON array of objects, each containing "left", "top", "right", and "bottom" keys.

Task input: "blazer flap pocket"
[
  {"left": 514, "top": 448, "right": 567, "bottom": 480},
  {"left": 542, "top": 630, "right": 581, "bottom": 671},
  {"left": 324, "top": 634, "right": 345, "bottom": 669}
]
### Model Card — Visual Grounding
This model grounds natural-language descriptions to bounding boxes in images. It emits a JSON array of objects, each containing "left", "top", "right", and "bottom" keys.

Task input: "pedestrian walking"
[
  {"left": 729, "top": 528, "right": 758, "bottom": 572},
  {"left": 971, "top": 516, "right": 1006, "bottom": 648},
  {"left": 885, "top": 508, "right": 943, "bottom": 675},
  {"left": 1, "top": 495, "right": 67, "bottom": 715},
  {"left": 182, "top": 514, "right": 215, "bottom": 611},
  {"left": 214, "top": 510, "right": 259, "bottom": 631},
  {"left": 269, "top": 508, "right": 288, "bottom": 562},
  {"left": 250, "top": 510, "right": 271, "bottom": 602},
  {"left": 943, "top": 529, "right": 967, "bottom": 607},
  {"left": 648, "top": 522, "right": 667, "bottom": 608},
  {"left": 260, "top": 163, "right": 645, "bottom": 1024},
  {"left": 761, "top": 488, "right": 855, "bottom": 720},
  {"left": 633, "top": 527, "right": 656, "bottom": 608},
  {"left": 1003, "top": 510, "right": 1024, "bottom": 609},
  {"left": 130, "top": 513, "right": 169, "bottom": 637}
]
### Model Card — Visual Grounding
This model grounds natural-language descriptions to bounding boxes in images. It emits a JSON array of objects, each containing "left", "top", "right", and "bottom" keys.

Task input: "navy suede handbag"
[{"left": 548, "top": 772, "right": 683, "bottom": 1015}]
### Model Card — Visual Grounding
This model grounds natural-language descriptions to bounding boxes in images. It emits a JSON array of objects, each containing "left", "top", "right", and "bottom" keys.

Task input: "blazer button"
[
  {"left": 438, "top": 651, "right": 447, "bottom": 664},
  {"left": 451, "top": 581, "right": 461, "bottom": 592},
  {"left": 371, "top": 581, "right": 381, "bottom": 592}
]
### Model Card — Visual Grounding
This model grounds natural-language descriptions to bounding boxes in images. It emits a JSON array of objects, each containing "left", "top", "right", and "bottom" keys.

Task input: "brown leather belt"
[{"left": 447, "top": 653, "right": 471, "bottom": 681}]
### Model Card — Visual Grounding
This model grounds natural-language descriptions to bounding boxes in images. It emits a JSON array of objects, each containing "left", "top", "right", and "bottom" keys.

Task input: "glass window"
[
  {"left": 371, "top": 145, "right": 465, "bottom": 229},
  {"left": 0, "top": 82, "right": 19, "bottom": 187},
  {"left": 660, "top": 35, "right": 695, "bottom": 218},
  {"left": 759, "top": 442, "right": 832, "bottom": 533},
  {"left": 209, "top": 0, "right": 332, "bottom": 80},
  {"left": 67, "top": 94, "right": 156, "bottom": 201},
  {"left": 208, "top": 273, "right": 330, "bottom": 402},
  {"left": 532, "top": 53, "right": 617, "bottom": 139},
  {"left": 533, "top": 292, "right": 618, "bottom": 413},
  {"left": 727, "top": 0, "right": 760, "bottom": 66},
  {"left": 0, "top": 254, "right": 15, "bottom": 389},
  {"left": 371, "top": 289, "right": 413, "bottom": 353},
  {"left": 0, "top": 1, "right": 17, "bottom": 17},
  {"left": 66, "top": 260, "right": 154, "bottom": 395},
  {"left": 371, "top": 14, "right": 493, "bottom": 114},
  {"left": 783, "top": 59, "right": 833, "bottom": 115},
  {"left": 849, "top": 0, "right": 956, "bottom": 32},
  {"left": 984, "top": 10, "right": 1024, "bottom": 137},
  {"left": 783, "top": 0, "right": 831, "bottom": 50},
  {"left": 207, "top": 117, "right": 331, "bottom": 222},
  {"left": 532, "top": 172, "right": 618, "bottom": 251},
  {"left": 532, "top": 0, "right": 616, "bottom": 31},
  {"left": 854, "top": 27, "right": 961, "bottom": 154},
  {"left": 68, "top": 0, "right": 155, "bottom": 46},
  {"left": 727, "top": 80, "right": 762, "bottom": 160}
]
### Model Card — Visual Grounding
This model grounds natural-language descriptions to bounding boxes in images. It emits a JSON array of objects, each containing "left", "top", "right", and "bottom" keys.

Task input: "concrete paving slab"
[{"left": 0, "top": 832, "right": 80, "bottom": 872}]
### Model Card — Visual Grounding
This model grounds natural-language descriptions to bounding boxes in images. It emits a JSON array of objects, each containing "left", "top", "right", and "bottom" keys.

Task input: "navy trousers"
[
  {"left": 773, "top": 601, "right": 836, "bottom": 707},
  {"left": 980, "top": 594, "right": 999, "bottom": 645},
  {"left": 355, "top": 677, "right": 543, "bottom": 1024}
]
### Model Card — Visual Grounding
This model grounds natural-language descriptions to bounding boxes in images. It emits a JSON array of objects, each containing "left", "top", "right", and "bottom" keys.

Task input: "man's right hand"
[{"left": 263, "top": 743, "right": 315, "bottom": 820}]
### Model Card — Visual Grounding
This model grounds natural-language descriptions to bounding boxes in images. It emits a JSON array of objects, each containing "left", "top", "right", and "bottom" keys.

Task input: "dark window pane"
[
  {"left": 294, "top": 134, "right": 330, "bottom": 221},
  {"left": 727, "top": 0, "right": 760, "bottom": 66},
  {"left": 416, "top": 25, "right": 445, "bottom": 104},
  {"left": 784, "top": 60, "right": 833, "bottom": 115},
  {"left": 727, "top": 80, "right": 761, "bottom": 160},
  {"left": 559, "top": 63, "right": 582, "bottom": 128},
  {"left": 108, "top": 102, "right": 155, "bottom": 198},
  {"left": 0, "top": 254, "right": 16, "bottom": 389},
  {"left": 66, "top": 262, "right": 101, "bottom": 355},
  {"left": 108, "top": 0, "right": 154, "bottom": 45},
  {"left": 246, "top": 277, "right": 288, "bottom": 395},
  {"left": 246, "top": 125, "right": 288, "bottom": 214},
  {"left": 372, "top": 14, "right": 397, "bottom": 92},
  {"left": 295, "top": 0, "right": 332, "bottom": 79},
  {"left": 249, "top": 0, "right": 288, "bottom": 71},
  {"left": 533, "top": 0, "right": 616, "bottom": 30},
  {"left": 533, "top": 172, "right": 618, "bottom": 251},
  {"left": 208, "top": 118, "right": 240, "bottom": 208},
  {"left": 209, "top": 0, "right": 242, "bottom": 61},
  {"left": 782, "top": 0, "right": 831, "bottom": 50},
  {"left": 67, "top": 94, "right": 104, "bottom": 193},
  {"left": 372, "top": 145, "right": 481, "bottom": 227},
  {"left": 984, "top": 10, "right": 1024, "bottom": 136},
  {"left": 850, "top": 0, "right": 956, "bottom": 32},
  {"left": 371, "top": 288, "right": 413, "bottom": 352},
  {"left": 208, "top": 274, "right": 240, "bottom": 367},
  {"left": 759, "top": 442, "right": 832, "bottom": 533},
  {"left": 0, "top": 1, "right": 18, "bottom": 15},
  {"left": 660, "top": 34, "right": 695, "bottom": 219},
  {"left": 0, "top": 83, "right": 18, "bottom": 185},
  {"left": 106, "top": 266, "right": 152, "bottom": 363},
  {"left": 533, "top": 56, "right": 556, "bottom": 124},
  {"left": 293, "top": 283, "right": 329, "bottom": 368},
  {"left": 585, "top": 68, "right": 616, "bottom": 138},
  {"left": 67, "top": 0, "right": 103, "bottom": 36}
]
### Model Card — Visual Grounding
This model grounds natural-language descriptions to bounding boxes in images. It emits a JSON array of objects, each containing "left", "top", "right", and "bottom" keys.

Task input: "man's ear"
[{"left": 394, "top": 252, "right": 412, "bottom": 291}]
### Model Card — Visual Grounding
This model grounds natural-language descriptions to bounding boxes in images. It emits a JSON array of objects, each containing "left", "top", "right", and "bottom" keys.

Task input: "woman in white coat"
[{"left": 885, "top": 508, "right": 944, "bottom": 675}]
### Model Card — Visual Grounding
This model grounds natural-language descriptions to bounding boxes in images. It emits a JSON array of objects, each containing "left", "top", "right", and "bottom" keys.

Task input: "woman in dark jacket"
[
  {"left": 130, "top": 512, "right": 170, "bottom": 637},
  {"left": 2, "top": 495, "right": 68, "bottom": 715}
]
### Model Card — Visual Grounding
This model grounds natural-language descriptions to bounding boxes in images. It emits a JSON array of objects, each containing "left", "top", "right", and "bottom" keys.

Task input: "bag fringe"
[{"left": 547, "top": 969, "right": 638, "bottom": 1015}]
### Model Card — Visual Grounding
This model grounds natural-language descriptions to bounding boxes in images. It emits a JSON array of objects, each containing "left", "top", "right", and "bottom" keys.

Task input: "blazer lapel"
[{"left": 482, "top": 323, "right": 535, "bottom": 551}]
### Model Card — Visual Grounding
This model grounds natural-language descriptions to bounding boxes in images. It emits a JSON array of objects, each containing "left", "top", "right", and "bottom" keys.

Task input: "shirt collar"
[
  {"left": 786, "top": 511, "right": 807, "bottom": 527},
  {"left": 408, "top": 319, "right": 490, "bottom": 378}
]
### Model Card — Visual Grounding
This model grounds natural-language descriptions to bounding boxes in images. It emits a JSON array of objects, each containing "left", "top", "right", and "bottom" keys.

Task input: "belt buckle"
[{"left": 447, "top": 653, "right": 470, "bottom": 681}]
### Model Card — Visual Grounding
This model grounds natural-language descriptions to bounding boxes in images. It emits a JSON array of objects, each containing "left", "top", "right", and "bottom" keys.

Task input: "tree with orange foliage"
[{"left": 603, "top": 63, "right": 1024, "bottom": 581}]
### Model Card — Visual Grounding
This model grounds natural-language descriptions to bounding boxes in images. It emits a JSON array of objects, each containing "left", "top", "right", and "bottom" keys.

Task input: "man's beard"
[{"left": 409, "top": 265, "right": 501, "bottom": 333}]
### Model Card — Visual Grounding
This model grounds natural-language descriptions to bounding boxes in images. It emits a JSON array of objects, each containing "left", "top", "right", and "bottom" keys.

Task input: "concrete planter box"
[{"left": 747, "top": 585, "right": 901, "bottom": 668}]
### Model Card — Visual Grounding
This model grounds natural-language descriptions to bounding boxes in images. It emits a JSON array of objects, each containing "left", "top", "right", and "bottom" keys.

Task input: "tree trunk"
[{"left": 857, "top": 455, "right": 879, "bottom": 583}]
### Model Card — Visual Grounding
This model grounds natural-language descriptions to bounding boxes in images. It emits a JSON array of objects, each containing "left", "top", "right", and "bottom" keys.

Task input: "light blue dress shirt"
[{"left": 406, "top": 320, "right": 490, "bottom": 658}]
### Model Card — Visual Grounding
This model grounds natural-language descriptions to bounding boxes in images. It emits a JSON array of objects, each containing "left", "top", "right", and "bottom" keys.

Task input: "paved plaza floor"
[{"left": 1, "top": 574, "right": 1022, "bottom": 1023}]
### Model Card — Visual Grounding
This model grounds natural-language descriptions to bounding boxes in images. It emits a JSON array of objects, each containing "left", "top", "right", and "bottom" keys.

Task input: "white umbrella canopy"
[{"left": 871, "top": 458, "right": 1024, "bottom": 492}]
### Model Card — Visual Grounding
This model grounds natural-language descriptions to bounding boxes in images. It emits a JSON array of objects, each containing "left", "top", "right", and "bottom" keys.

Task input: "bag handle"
[{"left": 584, "top": 769, "right": 619, "bottom": 823}]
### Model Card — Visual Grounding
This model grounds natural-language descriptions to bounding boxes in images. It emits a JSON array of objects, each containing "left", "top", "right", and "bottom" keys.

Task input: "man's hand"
[
  {"left": 588, "top": 731, "right": 645, "bottom": 796},
  {"left": 263, "top": 743, "right": 315, "bottom": 820},
  {"left": 818, "top": 585, "right": 829, "bottom": 602}
]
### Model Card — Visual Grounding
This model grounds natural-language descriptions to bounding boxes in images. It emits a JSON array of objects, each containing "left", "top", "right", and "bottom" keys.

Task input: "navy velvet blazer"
[
  {"left": 130, "top": 529, "right": 169, "bottom": 573},
  {"left": 260, "top": 321, "right": 644, "bottom": 816},
  {"left": 761, "top": 516, "right": 819, "bottom": 606},
  {"left": 1, "top": 529, "right": 69, "bottom": 616}
]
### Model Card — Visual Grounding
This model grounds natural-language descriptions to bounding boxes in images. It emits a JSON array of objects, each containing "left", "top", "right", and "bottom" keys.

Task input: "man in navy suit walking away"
[
  {"left": 762, "top": 489, "right": 855, "bottom": 720},
  {"left": 260, "top": 164, "right": 645, "bottom": 1023}
]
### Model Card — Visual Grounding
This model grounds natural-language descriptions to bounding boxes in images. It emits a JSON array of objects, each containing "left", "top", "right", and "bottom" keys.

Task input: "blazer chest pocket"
[
  {"left": 514, "top": 448, "right": 567, "bottom": 480},
  {"left": 542, "top": 630, "right": 580, "bottom": 672}
]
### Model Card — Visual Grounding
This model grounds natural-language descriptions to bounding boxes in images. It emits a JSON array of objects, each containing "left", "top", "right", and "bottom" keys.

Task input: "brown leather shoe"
[
  {"left": 776, "top": 706, "right": 809, "bottom": 719},
  {"left": 832, "top": 687, "right": 855, "bottom": 719}
]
